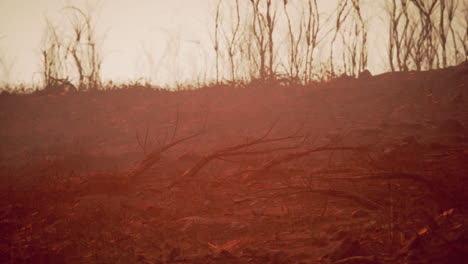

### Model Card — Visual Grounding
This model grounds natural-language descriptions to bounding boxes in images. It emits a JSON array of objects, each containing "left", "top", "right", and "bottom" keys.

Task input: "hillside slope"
[{"left": 0, "top": 63, "right": 467, "bottom": 263}]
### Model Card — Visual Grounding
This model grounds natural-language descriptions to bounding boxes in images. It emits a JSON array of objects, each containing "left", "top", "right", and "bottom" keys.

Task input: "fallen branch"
[
  {"left": 256, "top": 146, "right": 365, "bottom": 174},
  {"left": 126, "top": 131, "right": 202, "bottom": 179},
  {"left": 125, "top": 107, "right": 205, "bottom": 179},
  {"left": 332, "top": 255, "right": 378, "bottom": 264},
  {"left": 327, "top": 171, "right": 456, "bottom": 207},
  {"left": 167, "top": 135, "right": 301, "bottom": 189},
  {"left": 167, "top": 122, "right": 304, "bottom": 189},
  {"left": 234, "top": 186, "right": 382, "bottom": 211}
]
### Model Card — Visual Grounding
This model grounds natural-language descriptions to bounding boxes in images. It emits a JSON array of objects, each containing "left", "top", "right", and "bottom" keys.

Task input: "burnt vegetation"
[{"left": 0, "top": 1, "right": 467, "bottom": 264}]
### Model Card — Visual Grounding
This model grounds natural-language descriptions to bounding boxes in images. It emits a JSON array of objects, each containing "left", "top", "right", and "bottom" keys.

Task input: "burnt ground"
[{"left": 0, "top": 63, "right": 467, "bottom": 263}]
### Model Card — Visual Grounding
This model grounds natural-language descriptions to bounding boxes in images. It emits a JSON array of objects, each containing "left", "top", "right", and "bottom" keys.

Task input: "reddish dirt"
[{"left": 0, "top": 63, "right": 467, "bottom": 263}]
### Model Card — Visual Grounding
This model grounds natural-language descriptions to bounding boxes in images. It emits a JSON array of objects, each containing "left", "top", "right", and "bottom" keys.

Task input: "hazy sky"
[
  {"left": 0, "top": 0, "right": 216, "bottom": 84},
  {"left": 1, "top": 0, "right": 386, "bottom": 86}
]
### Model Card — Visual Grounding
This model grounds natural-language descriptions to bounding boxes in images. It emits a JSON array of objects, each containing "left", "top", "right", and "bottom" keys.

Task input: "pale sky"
[
  {"left": 0, "top": 0, "right": 216, "bottom": 85},
  {"left": 0, "top": 0, "right": 387, "bottom": 86}
]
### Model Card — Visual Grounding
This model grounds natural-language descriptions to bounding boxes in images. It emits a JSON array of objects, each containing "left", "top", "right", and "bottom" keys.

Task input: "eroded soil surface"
[{"left": 1, "top": 63, "right": 467, "bottom": 263}]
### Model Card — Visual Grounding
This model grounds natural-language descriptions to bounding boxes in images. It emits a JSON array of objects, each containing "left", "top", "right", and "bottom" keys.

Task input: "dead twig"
[
  {"left": 234, "top": 186, "right": 382, "bottom": 211},
  {"left": 257, "top": 146, "right": 365, "bottom": 173},
  {"left": 128, "top": 106, "right": 203, "bottom": 179},
  {"left": 135, "top": 126, "right": 151, "bottom": 156},
  {"left": 170, "top": 105, "right": 180, "bottom": 143},
  {"left": 167, "top": 122, "right": 303, "bottom": 189},
  {"left": 327, "top": 171, "right": 456, "bottom": 207},
  {"left": 332, "top": 255, "right": 378, "bottom": 264},
  {"left": 126, "top": 131, "right": 202, "bottom": 179}
]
